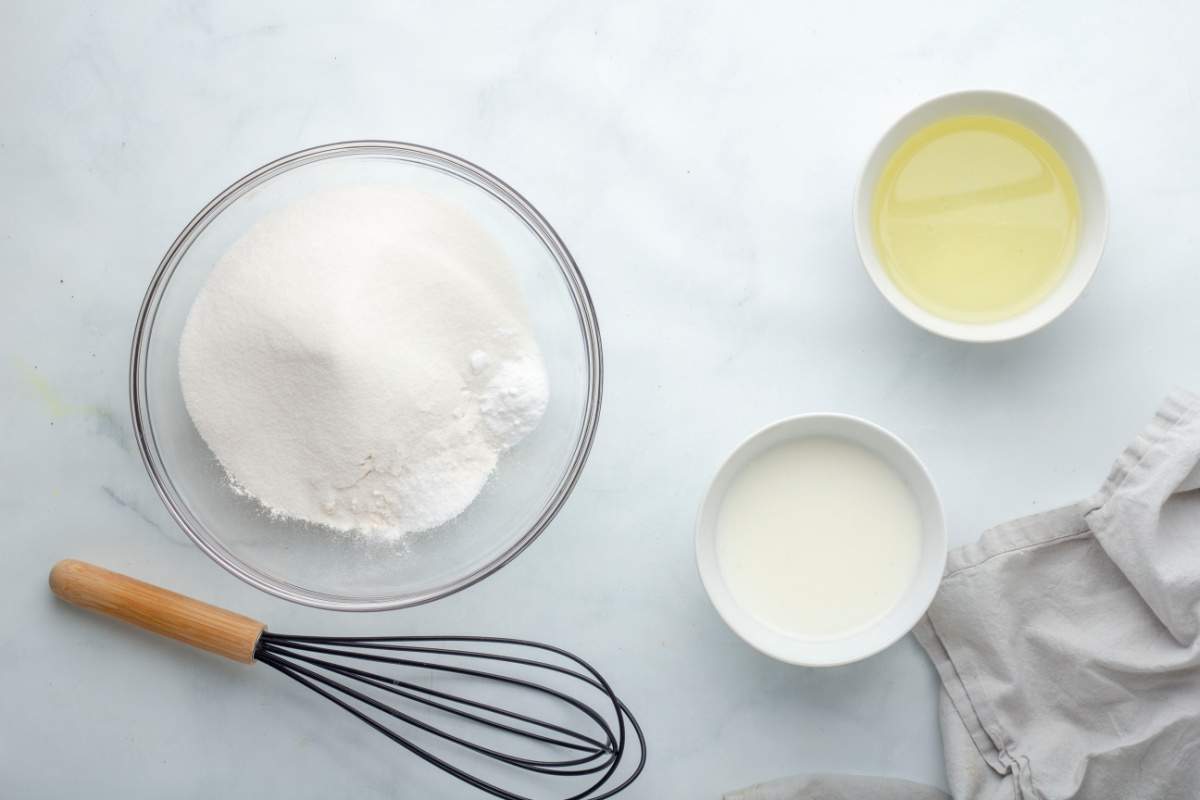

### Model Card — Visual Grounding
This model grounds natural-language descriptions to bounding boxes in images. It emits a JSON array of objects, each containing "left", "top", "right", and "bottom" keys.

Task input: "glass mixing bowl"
[{"left": 131, "top": 141, "right": 602, "bottom": 611}]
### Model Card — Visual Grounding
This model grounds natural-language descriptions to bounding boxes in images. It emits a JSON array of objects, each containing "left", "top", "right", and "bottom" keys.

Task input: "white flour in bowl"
[{"left": 178, "top": 186, "right": 549, "bottom": 536}]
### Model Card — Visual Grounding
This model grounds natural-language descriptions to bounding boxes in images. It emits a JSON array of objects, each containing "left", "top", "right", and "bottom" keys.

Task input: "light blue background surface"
[{"left": 3, "top": 2, "right": 1199, "bottom": 797}]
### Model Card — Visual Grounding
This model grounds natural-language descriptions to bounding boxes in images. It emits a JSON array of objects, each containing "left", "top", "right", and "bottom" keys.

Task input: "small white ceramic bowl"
[
  {"left": 695, "top": 414, "right": 946, "bottom": 667},
  {"left": 854, "top": 90, "right": 1109, "bottom": 342}
]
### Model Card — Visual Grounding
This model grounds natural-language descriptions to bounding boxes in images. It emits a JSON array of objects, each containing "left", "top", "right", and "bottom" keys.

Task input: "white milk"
[{"left": 715, "top": 436, "right": 923, "bottom": 639}]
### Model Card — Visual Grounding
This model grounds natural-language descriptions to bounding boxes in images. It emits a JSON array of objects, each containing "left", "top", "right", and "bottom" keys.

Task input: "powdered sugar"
[
  {"left": 479, "top": 355, "right": 550, "bottom": 449},
  {"left": 178, "top": 185, "right": 549, "bottom": 536}
]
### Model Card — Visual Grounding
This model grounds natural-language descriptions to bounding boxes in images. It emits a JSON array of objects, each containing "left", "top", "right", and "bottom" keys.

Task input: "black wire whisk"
[{"left": 50, "top": 560, "right": 645, "bottom": 800}]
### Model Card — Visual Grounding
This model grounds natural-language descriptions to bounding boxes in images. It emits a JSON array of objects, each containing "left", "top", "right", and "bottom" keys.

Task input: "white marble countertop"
[{"left": 4, "top": 2, "right": 1200, "bottom": 797}]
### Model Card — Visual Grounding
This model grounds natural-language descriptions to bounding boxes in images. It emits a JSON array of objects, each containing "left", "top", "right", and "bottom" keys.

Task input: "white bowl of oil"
[
  {"left": 854, "top": 90, "right": 1108, "bottom": 342},
  {"left": 695, "top": 414, "right": 946, "bottom": 667}
]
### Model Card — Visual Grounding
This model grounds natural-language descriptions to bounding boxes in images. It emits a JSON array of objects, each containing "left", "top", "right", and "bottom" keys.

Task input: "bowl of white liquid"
[{"left": 695, "top": 415, "right": 946, "bottom": 666}]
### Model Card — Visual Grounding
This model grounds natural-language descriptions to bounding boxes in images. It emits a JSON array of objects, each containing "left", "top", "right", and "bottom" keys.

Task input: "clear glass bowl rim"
[{"left": 130, "top": 140, "right": 604, "bottom": 611}]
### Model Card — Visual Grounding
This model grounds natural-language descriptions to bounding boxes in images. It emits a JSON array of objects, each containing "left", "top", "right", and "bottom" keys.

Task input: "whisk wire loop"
[
  {"left": 259, "top": 639, "right": 617, "bottom": 750},
  {"left": 256, "top": 633, "right": 645, "bottom": 800},
  {"left": 282, "top": 650, "right": 608, "bottom": 754},
  {"left": 257, "top": 645, "right": 611, "bottom": 771}
]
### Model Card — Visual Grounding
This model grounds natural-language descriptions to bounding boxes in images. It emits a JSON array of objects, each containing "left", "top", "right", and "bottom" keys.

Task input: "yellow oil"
[{"left": 871, "top": 115, "right": 1080, "bottom": 323}]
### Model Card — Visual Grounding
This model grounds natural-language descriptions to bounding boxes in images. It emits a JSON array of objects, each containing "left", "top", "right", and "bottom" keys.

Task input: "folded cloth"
[
  {"left": 914, "top": 388, "right": 1200, "bottom": 799},
  {"left": 723, "top": 774, "right": 949, "bottom": 800},
  {"left": 723, "top": 390, "right": 1200, "bottom": 800}
]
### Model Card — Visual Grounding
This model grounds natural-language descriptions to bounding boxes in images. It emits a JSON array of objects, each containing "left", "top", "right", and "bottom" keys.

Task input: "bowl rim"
[
  {"left": 853, "top": 89, "right": 1110, "bottom": 343},
  {"left": 130, "top": 140, "right": 603, "bottom": 611},
  {"left": 694, "top": 413, "right": 948, "bottom": 667}
]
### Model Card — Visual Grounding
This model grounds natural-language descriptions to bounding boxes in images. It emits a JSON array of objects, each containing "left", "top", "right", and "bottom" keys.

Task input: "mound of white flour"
[{"left": 179, "top": 186, "right": 549, "bottom": 535}]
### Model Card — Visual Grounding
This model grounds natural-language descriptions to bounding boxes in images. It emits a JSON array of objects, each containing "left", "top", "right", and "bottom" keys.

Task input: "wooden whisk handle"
[{"left": 49, "top": 559, "right": 266, "bottom": 663}]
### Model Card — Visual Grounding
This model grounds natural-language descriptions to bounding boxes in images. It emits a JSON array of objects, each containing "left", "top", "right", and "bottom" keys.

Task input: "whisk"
[{"left": 49, "top": 560, "right": 645, "bottom": 799}]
